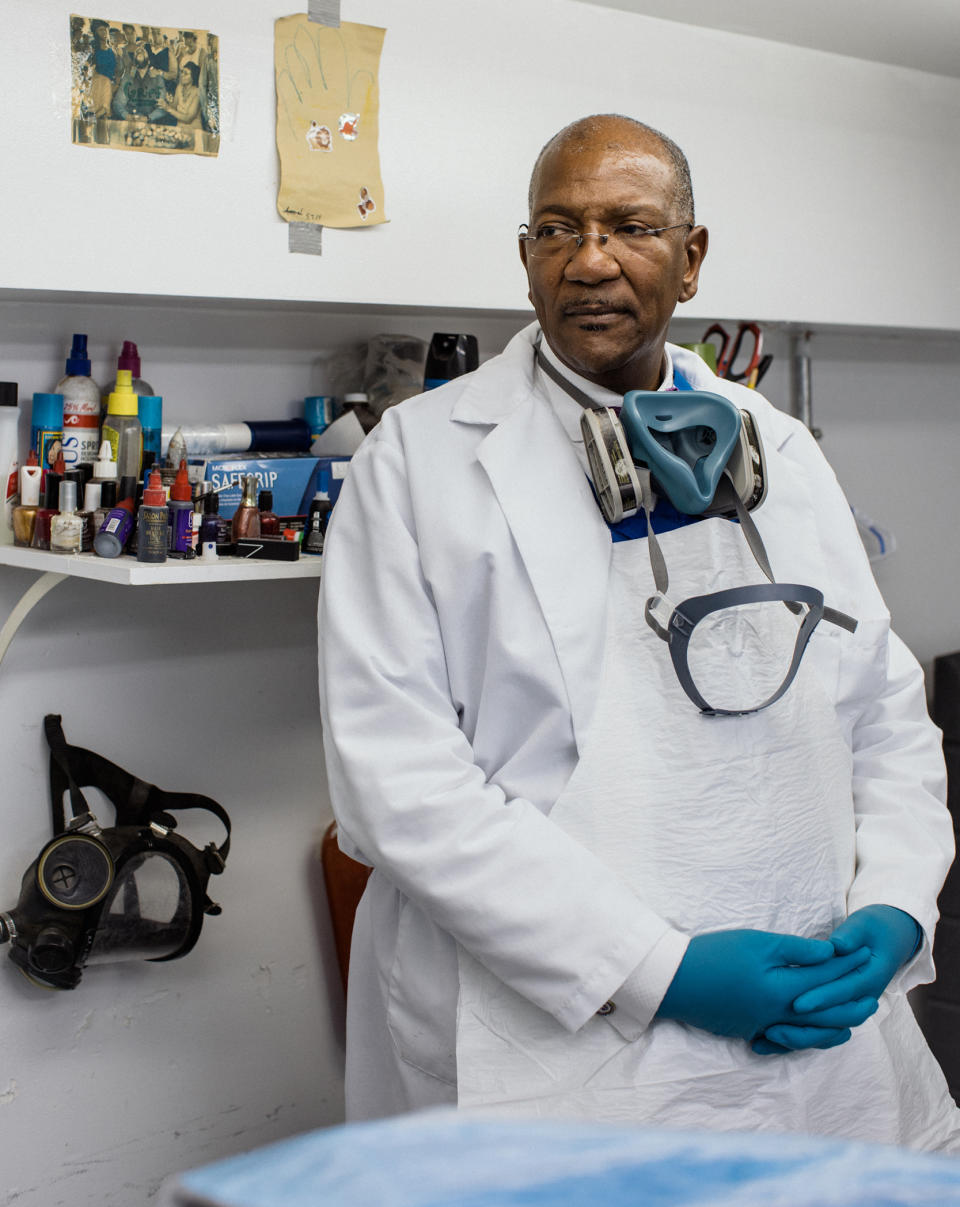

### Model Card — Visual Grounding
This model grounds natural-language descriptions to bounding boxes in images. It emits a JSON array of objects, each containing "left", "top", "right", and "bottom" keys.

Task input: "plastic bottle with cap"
[
  {"left": 91, "top": 439, "right": 117, "bottom": 483},
  {"left": 301, "top": 489, "right": 331, "bottom": 556},
  {"left": 0, "top": 382, "right": 20, "bottom": 544},
  {"left": 56, "top": 334, "right": 101, "bottom": 471},
  {"left": 102, "top": 370, "right": 143, "bottom": 480},
  {"left": 13, "top": 459, "right": 42, "bottom": 548},
  {"left": 137, "top": 469, "right": 169, "bottom": 564},
  {"left": 101, "top": 340, "right": 154, "bottom": 422},
  {"left": 50, "top": 480, "right": 83, "bottom": 553},
  {"left": 167, "top": 459, "right": 195, "bottom": 559},
  {"left": 138, "top": 395, "right": 163, "bottom": 466}
]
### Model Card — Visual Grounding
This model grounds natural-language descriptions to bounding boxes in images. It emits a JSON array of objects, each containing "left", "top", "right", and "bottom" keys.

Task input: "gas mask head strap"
[{"left": 44, "top": 715, "right": 231, "bottom": 873}]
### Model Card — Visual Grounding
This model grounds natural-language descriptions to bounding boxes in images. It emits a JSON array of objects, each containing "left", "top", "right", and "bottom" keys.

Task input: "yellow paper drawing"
[{"left": 275, "top": 16, "right": 387, "bottom": 229}]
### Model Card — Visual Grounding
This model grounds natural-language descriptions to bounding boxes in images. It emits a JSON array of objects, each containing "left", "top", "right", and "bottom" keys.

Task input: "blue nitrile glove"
[
  {"left": 790, "top": 905, "right": 923, "bottom": 1017},
  {"left": 751, "top": 994, "right": 880, "bottom": 1056},
  {"left": 656, "top": 928, "right": 871, "bottom": 1042}
]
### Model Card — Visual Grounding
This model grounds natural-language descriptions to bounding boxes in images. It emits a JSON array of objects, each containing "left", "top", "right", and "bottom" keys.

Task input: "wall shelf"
[{"left": 0, "top": 545, "right": 322, "bottom": 586}]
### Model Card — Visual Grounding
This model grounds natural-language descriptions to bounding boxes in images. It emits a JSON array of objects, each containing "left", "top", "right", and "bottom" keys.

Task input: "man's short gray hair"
[{"left": 528, "top": 114, "right": 695, "bottom": 225}]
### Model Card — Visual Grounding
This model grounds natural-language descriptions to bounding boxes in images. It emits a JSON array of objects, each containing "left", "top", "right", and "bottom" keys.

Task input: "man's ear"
[{"left": 679, "top": 225, "right": 709, "bottom": 303}]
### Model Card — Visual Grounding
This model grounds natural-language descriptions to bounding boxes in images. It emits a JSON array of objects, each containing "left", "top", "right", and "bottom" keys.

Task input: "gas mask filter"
[
  {"left": 580, "top": 388, "right": 766, "bottom": 523},
  {"left": 0, "top": 716, "right": 231, "bottom": 990}
]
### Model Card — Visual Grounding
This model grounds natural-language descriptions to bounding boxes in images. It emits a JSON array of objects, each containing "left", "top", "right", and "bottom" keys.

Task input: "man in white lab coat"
[{"left": 317, "top": 114, "right": 960, "bottom": 1148}]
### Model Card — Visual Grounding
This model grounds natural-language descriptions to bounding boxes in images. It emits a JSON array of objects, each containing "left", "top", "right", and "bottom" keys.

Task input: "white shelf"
[{"left": 0, "top": 545, "right": 322, "bottom": 586}]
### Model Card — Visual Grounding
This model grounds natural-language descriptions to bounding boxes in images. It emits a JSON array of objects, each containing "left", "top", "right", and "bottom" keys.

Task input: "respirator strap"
[
  {"left": 713, "top": 478, "right": 857, "bottom": 634},
  {"left": 44, "top": 715, "right": 231, "bottom": 871},
  {"left": 534, "top": 341, "right": 605, "bottom": 412}
]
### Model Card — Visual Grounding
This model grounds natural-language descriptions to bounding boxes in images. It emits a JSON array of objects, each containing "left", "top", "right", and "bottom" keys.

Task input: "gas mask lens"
[{"left": 87, "top": 850, "right": 195, "bottom": 965}]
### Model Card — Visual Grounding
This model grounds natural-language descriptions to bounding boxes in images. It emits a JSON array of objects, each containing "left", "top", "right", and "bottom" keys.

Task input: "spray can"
[{"left": 31, "top": 392, "right": 64, "bottom": 472}]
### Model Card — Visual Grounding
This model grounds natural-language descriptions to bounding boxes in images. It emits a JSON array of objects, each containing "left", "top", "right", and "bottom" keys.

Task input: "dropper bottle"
[
  {"left": 167, "top": 459, "right": 195, "bottom": 559},
  {"left": 137, "top": 469, "right": 169, "bottom": 564}
]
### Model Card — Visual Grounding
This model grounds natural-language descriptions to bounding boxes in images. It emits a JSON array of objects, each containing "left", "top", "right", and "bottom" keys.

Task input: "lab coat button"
[{"left": 597, "top": 1001, "right": 616, "bottom": 1016}]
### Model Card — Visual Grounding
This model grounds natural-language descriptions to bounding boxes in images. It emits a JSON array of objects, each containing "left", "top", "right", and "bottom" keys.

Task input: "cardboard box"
[{"left": 197, "top": 455, "right": 351, "bottom": 519}]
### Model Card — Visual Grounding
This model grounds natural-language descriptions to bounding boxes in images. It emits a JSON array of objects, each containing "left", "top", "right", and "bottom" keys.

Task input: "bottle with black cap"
[
  {"left": 423, "top": 333, "right": 479, "bottom": 391},
  {"left": 0, "top": 381, "right": 20, "bottom": 544},
  {"left": 32, "top": 459, "right": 63, "bottom": 551}
]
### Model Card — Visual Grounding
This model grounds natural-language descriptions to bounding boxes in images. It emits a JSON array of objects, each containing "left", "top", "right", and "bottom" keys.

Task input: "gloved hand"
[
  {"left": 790, "top": 905, "right": 922, "bottom": 1018},
  {"left": 657, "top": 928, "right": 871, "bottom": 1043}
]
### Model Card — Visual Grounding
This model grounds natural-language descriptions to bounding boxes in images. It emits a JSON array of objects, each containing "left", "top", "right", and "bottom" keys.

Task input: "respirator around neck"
[{"left": 580, "top": 388, "right": 766, "bottom": 524}]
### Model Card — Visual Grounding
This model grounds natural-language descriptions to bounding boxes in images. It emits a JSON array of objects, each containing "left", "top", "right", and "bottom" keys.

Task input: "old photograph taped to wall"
[{"left": 70, "top": 15, "right": 219, "bottom": 155}]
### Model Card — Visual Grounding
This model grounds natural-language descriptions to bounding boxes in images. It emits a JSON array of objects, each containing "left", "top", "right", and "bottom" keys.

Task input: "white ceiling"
[{"left": 576, "top": 0, "right": 960, "bottom": 79}]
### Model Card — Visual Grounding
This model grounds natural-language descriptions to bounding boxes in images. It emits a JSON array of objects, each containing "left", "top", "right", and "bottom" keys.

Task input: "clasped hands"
[{"left": 656, "top": 905, "right": 921, "bottom": 1056}]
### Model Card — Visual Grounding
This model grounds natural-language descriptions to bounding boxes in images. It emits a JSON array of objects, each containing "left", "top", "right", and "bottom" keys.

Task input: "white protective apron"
[{"left": 456, "top": 516, "right": 960, "bottom": 1150}]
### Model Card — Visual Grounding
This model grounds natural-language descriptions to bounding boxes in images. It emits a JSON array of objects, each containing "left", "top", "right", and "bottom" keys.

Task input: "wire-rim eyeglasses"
[{"left": 518, "top": 222, "right": 692, "bottom": 261}]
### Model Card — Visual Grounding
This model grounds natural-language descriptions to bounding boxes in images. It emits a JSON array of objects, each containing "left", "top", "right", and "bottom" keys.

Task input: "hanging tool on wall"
[{"left": 702, "top": 322, "right": 772, "bottom": 388}]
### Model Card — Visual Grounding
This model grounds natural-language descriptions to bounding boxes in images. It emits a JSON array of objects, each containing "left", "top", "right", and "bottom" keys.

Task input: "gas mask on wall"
[{"left": 0, "top": 715, "right": 231, "bottom": 990}]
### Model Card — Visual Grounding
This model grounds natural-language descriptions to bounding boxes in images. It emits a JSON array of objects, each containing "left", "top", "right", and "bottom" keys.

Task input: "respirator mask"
[
  {"left": 536, "top": 342, "right": 858, "bottom": 716},
  {"left": 0, "top": 715, "right": 231, "bottom": 990}
]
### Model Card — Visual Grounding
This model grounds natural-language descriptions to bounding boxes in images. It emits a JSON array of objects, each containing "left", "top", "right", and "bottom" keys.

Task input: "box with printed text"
[{"left": 198, "top": 454, "right": 351, "bottom": 519}]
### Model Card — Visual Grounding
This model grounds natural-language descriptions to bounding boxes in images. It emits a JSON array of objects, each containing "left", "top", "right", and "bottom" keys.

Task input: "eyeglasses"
[{"left": 518, "top": 221, "right": 692, "bottom": 260}]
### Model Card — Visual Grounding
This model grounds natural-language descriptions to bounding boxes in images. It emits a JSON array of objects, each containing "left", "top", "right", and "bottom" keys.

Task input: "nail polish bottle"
[
  {"left": 93, "top": 493, "right": 136, "bottom": 558},
  {"left": 93, "top": 479, "right": 117, "bottom": 532},
  {"left": 231, "top": 474, "right": 261, "bottom": 541},
  {"left": 80, "top": 482, "right": 99, "bottom": 552},
  {"left": 32, "top": 465, "right": 63, "bottom": 550},
  {"left": 257, "top": 489, "right": 280, "bottom": 536},
  {"left": 50, "top": 480, "right": 84, "bottom": 553},
  {"left": 13, "top": 463, "right": 42, "bottom": 547}
]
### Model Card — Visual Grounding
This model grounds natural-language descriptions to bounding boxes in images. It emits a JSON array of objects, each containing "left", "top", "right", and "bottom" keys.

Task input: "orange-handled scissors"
[{"left": 702, "top": 322, "right": 764, "bottom": 384}]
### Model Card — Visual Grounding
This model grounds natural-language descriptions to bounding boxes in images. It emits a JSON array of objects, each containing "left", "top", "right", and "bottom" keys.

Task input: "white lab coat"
[{"left": 317, "top": 323, "right": 952, "bottom": 1125}]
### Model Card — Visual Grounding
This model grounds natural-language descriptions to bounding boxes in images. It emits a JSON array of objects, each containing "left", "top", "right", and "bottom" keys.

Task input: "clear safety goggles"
[{"left": 638, "top": 472, "right": 857, "bottom": 716}]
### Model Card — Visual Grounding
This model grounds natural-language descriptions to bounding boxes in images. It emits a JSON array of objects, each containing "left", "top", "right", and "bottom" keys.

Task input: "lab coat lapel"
[{"left": 474, "top": 392, "right": 610, "bottom": 751}]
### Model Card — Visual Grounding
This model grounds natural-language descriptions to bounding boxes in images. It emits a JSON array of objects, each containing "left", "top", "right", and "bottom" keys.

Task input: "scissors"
[{"left": 702, "top": 322, "right": 769, "bottom": 387}]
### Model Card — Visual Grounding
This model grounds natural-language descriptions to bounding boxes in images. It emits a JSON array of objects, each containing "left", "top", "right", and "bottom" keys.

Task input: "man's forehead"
[{"left": 531, "top": 140, "right": 677, "bottom": 210}]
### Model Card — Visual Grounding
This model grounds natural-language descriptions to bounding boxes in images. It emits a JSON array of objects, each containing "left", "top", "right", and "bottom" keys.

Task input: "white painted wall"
[
  {"left": 2, "top": 0, "right": 960, "bottom": 327},
  {"left": 0, "top": 0, "right": 958, "bottom": 1203}
]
